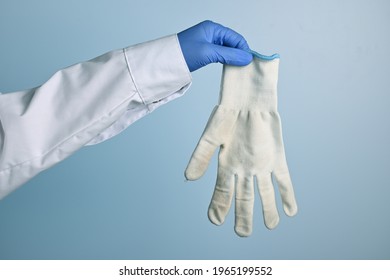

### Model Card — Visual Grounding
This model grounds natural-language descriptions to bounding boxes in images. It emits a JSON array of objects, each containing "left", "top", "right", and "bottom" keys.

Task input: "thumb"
[
  {"left": 209, "top": 44, "right": 253, "bottom": 67},
  {"left": 185, "top": 137, "right": 218, "bottom": 180},
  {"left": 185, "top": 106, "right": 229, "bottom": 181}
]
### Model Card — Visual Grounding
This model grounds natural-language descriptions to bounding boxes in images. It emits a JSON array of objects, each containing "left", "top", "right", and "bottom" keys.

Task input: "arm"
[{"left": 0, "top": 35, "right": 190, "bottom": 199}]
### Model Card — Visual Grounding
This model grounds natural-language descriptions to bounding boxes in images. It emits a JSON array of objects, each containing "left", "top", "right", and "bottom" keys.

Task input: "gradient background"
[{"left": 0, "top": 0, "right": 389, "bottom": 259}]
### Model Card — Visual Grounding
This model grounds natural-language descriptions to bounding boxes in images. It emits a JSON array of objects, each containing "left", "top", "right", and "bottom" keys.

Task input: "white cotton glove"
[{"left": 185, "top": 53, "right": 298, "bottom": 237}]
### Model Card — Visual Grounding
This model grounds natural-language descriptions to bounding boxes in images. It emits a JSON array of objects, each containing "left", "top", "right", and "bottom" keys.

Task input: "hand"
[{"left": 178, "top": 20, "right": 253, "bottom": 72}]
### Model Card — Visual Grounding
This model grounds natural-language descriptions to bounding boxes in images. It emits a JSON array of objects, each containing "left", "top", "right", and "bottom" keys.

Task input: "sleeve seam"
[{"left": 122, "top": 48, "right": 150, "bottom": 112}]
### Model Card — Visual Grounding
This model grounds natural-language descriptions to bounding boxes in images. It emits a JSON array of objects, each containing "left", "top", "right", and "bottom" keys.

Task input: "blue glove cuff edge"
[{"left": 249, "top": 50, "right": 280, "bottom": 60}]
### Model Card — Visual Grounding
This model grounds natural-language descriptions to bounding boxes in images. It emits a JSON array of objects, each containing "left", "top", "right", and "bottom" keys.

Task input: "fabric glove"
[{"left": 185, "top": 52, "right": 298, "bottom": 237}]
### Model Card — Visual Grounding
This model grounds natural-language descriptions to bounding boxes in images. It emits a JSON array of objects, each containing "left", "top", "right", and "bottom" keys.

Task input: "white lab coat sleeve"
[{"left": 0, "top": 34, "right": 191, "bottom": 199}]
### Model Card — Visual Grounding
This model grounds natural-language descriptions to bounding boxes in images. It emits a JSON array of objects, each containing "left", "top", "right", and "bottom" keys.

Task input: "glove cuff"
[{"left": 219, "top": 54, "right": 279, "bottom": 111}]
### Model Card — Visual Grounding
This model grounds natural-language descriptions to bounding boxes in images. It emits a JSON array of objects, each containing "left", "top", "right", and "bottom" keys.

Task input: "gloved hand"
[
  {"left": 178, "top": 20, "right": 253, "bottom": 72},
  {"left": 185, "top": 52, "right": 298, "bottom": 237}
]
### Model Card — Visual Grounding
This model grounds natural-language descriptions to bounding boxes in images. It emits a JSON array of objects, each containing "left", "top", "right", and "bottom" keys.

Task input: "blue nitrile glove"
[{"left": 178, "top": 20, "right": 253, "bottom": 72}]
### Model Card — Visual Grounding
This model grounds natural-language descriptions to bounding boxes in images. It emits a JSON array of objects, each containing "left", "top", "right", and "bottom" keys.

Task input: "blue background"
[{"left": 0, "top": 0, "right": 389, "bottom": 259}]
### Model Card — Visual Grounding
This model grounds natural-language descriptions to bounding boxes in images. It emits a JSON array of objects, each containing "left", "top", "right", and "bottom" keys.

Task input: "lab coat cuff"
[{"left": 123, "top": 34, "right": 192, "bottom": 106}]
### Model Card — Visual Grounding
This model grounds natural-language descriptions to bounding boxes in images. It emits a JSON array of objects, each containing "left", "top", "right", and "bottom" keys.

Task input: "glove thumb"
[
  {"left": 185, "top": 106, "right": 236, "bottom": 181},
  {"left": 185, "top": 138, "right": 218, "bottom": 181}
]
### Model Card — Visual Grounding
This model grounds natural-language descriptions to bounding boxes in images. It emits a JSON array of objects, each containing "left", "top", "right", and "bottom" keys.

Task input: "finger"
[
  {"left": 234, "top": 175, "right": 255, "bottom": 237},
  {"left": 209, "top": 44, "right": 253, "bottom": 67},
  {"left": 273, "top": 165, "right": 298, "bottom": 217},
  {"left": 256, "top": 174, "right": 280, "bottom": 230},
  {"left": 212, "top": 22, "right": 251, "bottom": 50},
  {"left": 208, "top": 169, "right": 234, "bottom": 226}
]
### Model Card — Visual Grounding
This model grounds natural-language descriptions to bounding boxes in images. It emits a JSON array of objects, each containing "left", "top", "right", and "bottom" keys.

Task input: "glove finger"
[
  {"left": 273, "top": 165, "right": 298, "bottom": 217},
  {"left": 208, "top": 169, "right": 234, "bottom": 226},
  {"left": 256, "top": 174, "right": 280, "bottom": 230},
  {"left": 204, "top": 21, "right": 249, "bottom": 50},
  {"left": 209, "top": 44, "right": 253, "bottom": 67},
  {"left": 234, "top": 175, "right": 255, "bottom": 237}
]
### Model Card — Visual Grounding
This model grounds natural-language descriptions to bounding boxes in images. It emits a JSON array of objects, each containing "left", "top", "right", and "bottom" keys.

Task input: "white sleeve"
[{"left": 0, "top": 34, "right": 192, "bottom": 199}]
